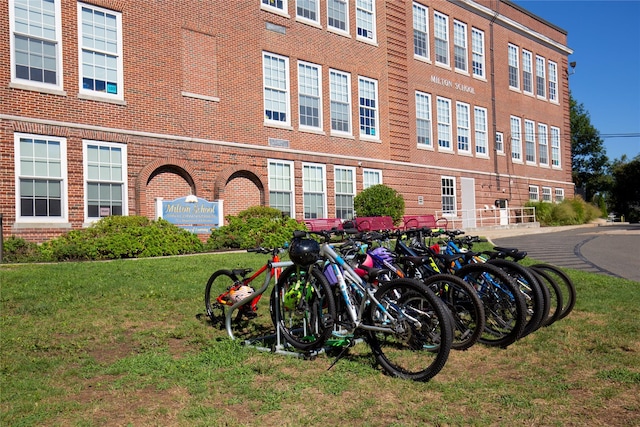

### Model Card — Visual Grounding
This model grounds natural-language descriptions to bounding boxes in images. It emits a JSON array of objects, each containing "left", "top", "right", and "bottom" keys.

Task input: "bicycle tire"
[
  {"left": 366, "top": 278, "right": 453, "bottom": 382},
  {"left": 204, "top": 269, "right": 239, "bottom": 325},
  {"left": 530, "top": 267, "right": 564, "bottom": 327},
  {"left": 269, "top": 264, "right": 336, "bottom": 351},
  {"left": 531, "top": 263, "right": 576, "bottom": 320},
  {"left": 422, "top": 273, "right": 486, "bottom": 351},
  {"left": 454, "top": 263, "right": 527, "bottom": 348}
]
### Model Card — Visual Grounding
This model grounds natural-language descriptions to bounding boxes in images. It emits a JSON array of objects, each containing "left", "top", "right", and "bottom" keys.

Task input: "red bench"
[
  {"left": 354, "top": 216, "right": 398, "bottom": 232},
  {"left": 402, "top": 214, "right": 448, "bottom": 230},
  {"left": 302, "top": 218, "right": 344, "bottom": 231}
]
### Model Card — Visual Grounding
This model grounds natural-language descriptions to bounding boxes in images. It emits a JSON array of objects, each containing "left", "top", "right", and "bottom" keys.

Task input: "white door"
[{"left": 460, "top": 177, "right": 476, "bottom": 229}]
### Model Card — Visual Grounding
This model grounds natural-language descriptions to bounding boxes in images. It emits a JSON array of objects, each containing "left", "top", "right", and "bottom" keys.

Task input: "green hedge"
[{"left": 526, "top": 196, "right": 601, "bottom": 226}]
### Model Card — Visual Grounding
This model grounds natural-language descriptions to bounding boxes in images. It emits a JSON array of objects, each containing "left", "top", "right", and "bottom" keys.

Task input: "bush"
[
  {"left": 353, "top": 184, "right": 405, "bottom": 224},
  {"left": 527, "top": 196, "right": 601, "bottom": 226},
  {"left": 205, "top": 206, "right": 305, "bottom": 250},
  {"left": 1, "top": 236, "right": 46, "bottom": 263}
]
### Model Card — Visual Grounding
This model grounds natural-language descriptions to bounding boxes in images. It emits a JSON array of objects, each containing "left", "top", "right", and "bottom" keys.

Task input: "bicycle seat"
[
  {"left": 493, "top": 247, "right": 528, "bottom": 261},
  {"left": 231, "top": 268, "right": 253, "bottom": 278}
]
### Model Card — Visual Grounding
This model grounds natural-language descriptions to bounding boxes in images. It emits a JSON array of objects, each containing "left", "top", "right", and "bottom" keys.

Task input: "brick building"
[{"left": 1, "top": 0, "right": 574, "bottom": 242}]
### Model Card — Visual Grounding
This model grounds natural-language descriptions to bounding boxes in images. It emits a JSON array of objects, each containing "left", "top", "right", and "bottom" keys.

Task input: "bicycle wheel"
[
  {"left": 270, "top": 264, "right": 336, "bottom": 351},
  {"left": 530, "top": 267, "right": 564, "bottom": 327},
  {"left": 531, "top": 263, "right": 576, "bottom": 320},
  {"left": 454, "top": 263, "right": 527, "bottom": 348},
  {"left": 422, "top": 273, "right": 486, "bottom": 351},
  {"left": 366, "top": 278, "right": 453, "bottom": 382},
  {"left": 487, "top": 259, "right": 548, "bottom": 338},
  {"left": 204, "top": 269, "right": 239, "bottom": 325}
]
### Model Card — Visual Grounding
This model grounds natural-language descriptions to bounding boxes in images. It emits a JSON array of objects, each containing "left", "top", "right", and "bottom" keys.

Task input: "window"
[
  {"left": 548, "top": 61, "right": 558, "bottom": 102},
  {"left": 538, "top": 123, "right": 549, "bottom": 165},
  {"left": 434, "top": 12, "right": 449, "bottom": 66},
  {"left": 453, "top": 20, "right": 467, "bottom": 72},
  {"left": 84, "top": 141, "right": 127, "bottom": 220},
  {"left": 296, "top": 0, "right": 319, "bottom": 24},
  {"left": 356, "top": 0, "right": 376, "bottom": 42},
  {"left": 441, "top": 176, "right": 456, "bottom": 216},
  {"left": 329, "top": 69, "right": 352, "bottom": 134},
  {"left": 536, "top": 55, "right": 546, "bottom": 98},
  {"left": 474, "top": 106, "right": 488, "bottom": 156},
  {"left": 298, "top": 61, "right": 322, "bottom": 130},
  {"left": 262, "top": 0, "right": 287, "bottom": 13},
  {"left": 10, "top": 0, "right": 62, "bottom": 89},
  {"left": 358, "top": 76, "right": 379, "bottom": 138},
  {"left": 555, "top": 188, "right": 564, "bottom": 202},
  {"left": 15, "top": 133, "right": 67, "bottom": 222},
  {"left": 328, "top": 0, "right": 348, "bottom": 34},
  {"left": 268, "top": 160, "right": 294, "bottom": 217},
  {"left": 529, "top": 185, "right": 539, "bottom": 201},
  {"left": 510, "top": 116, "right": 522, "bottom": 161},
  {"left": 335, "top": 166, "right": 355, "bottom": 219},
  {"left": 437, "top": 97, "right": 452, "bottom": 150},
  {"left": 524, "top": 119, "right": 536, "bottom": 163},
  {"left": 551, "top": 126, "right": 561, "bottom": 167},
  {"left": 456, "top": 102, "right": 470, "bottom": 153},
  {"left": 413, "top": 2, "right": 429, "bottom": 59},
  {"left": 471, "top": 28, "right": 484, "bottom": 78},
  {"left": 542, "top": 187, "right": 552, "bottom": 202},
  {"left": 508, "top": 44, "right": 519, "bottom": 89},
  {"left": 303, "top": 163, "right": 326, "bottom": 219},
  {"left": 495, "top": 132, "right": 504, "bottom": 154},
  {"left": 263, "top": 52, "right": 290, "bottom": 125},
  {"left": 363, "top": 168, "right": 382, "bottom": 189},
  {"left": 416, "top": 91, "right": 432, "bottom": 147},
  {"left": 522, "top": 50, "right": 533, "bottom": 94},
  {"left": 78, "top": 3, "right": 123, "bottom": 100}
]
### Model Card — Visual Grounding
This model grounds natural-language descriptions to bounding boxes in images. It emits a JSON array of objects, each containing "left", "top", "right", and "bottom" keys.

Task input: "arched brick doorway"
[{"left": 216, "top": 168, "right": 265, "bottom": 220}]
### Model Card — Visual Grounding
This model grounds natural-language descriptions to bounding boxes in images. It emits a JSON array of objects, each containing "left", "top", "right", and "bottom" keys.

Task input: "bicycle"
[
  {"left": 204, "top": 246, "right": 292, "bottom": 340},
  {"left": 271, "top": 229, "right": 453, "bottom": 382}
]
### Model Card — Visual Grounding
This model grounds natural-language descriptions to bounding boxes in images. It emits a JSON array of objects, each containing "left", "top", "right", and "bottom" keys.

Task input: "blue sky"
[{"left": 515, "top": 0, "right": 640, "bottom": 162}]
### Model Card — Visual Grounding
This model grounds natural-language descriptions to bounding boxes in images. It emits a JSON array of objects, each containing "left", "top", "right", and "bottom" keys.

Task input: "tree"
[
  {"left": 570, "top": 94, "right": 610, "bottom": 202},
  {"left": 609, "top": 155, "right": 640, "bottom": 223}
]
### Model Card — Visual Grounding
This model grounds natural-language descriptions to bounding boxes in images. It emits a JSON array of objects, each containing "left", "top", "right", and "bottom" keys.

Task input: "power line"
[{"left": 600, "top": 133, "right": 640, "bottom": 138}]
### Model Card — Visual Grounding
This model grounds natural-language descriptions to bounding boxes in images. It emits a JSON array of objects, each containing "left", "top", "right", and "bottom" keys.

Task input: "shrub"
[
  {"left": 205, "top": 206, "right": 305, "bottom": 250},
  {"left": 2, "top": 236, "right": 46, "bottom": 263},
  {"left": 527, "top": 196, "right": 601, "bottom": 227},
  {"left": 353, "top": 184, "right": 405, "bottom": 224}
]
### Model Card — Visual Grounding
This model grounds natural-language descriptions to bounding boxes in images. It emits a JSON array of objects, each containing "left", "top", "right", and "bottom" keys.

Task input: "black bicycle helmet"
[{"left": 289, "top": 238, "right": 320, "bottom": 266}]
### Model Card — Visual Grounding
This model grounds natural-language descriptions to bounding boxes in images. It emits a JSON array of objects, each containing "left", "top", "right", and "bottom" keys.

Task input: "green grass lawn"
[{"left": 1, "top": 252, "right": 639, "bottom": 426}]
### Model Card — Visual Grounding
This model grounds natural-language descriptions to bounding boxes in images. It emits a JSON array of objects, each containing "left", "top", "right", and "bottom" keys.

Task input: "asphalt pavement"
[{"left": 477, "top": 222, "right": 640, "bottom": 282}]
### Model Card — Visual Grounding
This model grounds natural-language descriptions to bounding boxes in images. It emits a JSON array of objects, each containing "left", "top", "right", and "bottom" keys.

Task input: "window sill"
[
  {"left": 9, "top": 81, "right": 67, "bottom": 97},
  {"left": 78, "top": 93, "right": 127, "bottom": 105}
]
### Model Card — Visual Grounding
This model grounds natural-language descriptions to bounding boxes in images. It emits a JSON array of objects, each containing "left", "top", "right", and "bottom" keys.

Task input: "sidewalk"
[{"left": 471, "top": 221, "right": 609, "bottom": 242}]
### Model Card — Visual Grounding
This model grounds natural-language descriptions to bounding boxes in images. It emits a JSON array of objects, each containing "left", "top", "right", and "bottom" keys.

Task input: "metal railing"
[{"left": 434, "top": 206, "right": 536, "bottom": 230}]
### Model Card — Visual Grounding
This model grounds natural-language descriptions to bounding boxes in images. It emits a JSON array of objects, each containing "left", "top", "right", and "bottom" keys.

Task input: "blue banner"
[{"left": 161, "top": 196, "right": 219, "bottom": 233}]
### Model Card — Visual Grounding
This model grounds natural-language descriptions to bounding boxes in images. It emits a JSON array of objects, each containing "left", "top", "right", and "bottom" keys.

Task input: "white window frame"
[
  {"left": 551, "top": 126, "right": 561, "bottom": 168},
  {"left": 356, "top": 0, "right": 376, "bottom": 43},
  {"left": 538, "top": 123, "right": 549, "bottom": 166},
  {"left": 437, "top": 97, "right": 452, "bottom": 151},
  {"left": 9, "top": 0, "right": 64, "bottom": 93},
  {"left": 453, "top": 20, "right": 468, "bottom": 73},
  {"left": 329, "top": 69, "right": 352, "bottom": 136},
  {"left": 302, "top": 163, "right": 327, "bottom": 219},
  {"left": 474, "top": 106, "right": 488, "bottom": 157},
  {"left": 363, "top": 168, "right": 382, "bottom": 189},
  {"left": 441, "top": 176, "right": 457, "bottom": 217},
  {"left": 296, "top": 0, "right": 320, "bottom": 25},
  {"left": 263, "top": 52, "right": 291, "bottom": 127},
  {"left": 548, "top": 61, "right": 558, "bottom": 103},
  {"left": 14, "top": 132, "right": 68, "bottom": 224},
  {"left": 77, "top": 2, "right": 124, "bottom": 101},
  {"left": 536, "top": 55, "right": 546, "bottom": 99},
  {"left": 471, "top": 27, "right": 485, "bottom": 78},
  {"left": 495, "top": 131, "right": 504, "bottom": 154},
  {"left": 555, "top": 188, "right": 565, "bottom": 203},
  {"left": 268, "top": 159, "right": 295, "bottom": 217},
  {"left": 456, "top": 102, "right": 471, "bottom": 154},
  {"left": 334, "top": 166, "right": 356, "bottom": 220},
  {"left": 413, "top": 2, "right": 429, "bottom": 61},
  {"left": 434, "top": 11, "right": 449, "bottom": 66},
  {"left": 298, "top": 60, "right": 323, "bottom": 131},
  {"left": 510, "top": 116, "right": 522, "bottom": 162},
  {"left": 508, "top": 44, "right": 519, "bottom": 90},
  {"left": 261, "top": 0, "right": 289, "bottom": 16},
  {"left": 416, "top": 91, "right": 433, "bottom": 148},
  {"left": 358, "top": 76, "right": 379, "bottom": 140},
  {"left": 522, "top": 50, "right": 533, "bottom": 95},
  {"left": 542, "top": 187, "right": 552, "bottom": 202},
  {"left": 529, "top": 185, "right": 539, "bottom": 201},
  {"left": 83, "top": 140, "right": 128, "bottom": 222},
  {"left": 327, "top": 0, "right": 349, "bottom": 35},
  {"left": 524, "top": 119, "right": 536, "bottom": 164}
]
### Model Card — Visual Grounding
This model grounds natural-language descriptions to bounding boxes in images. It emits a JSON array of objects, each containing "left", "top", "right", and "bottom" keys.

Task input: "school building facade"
[{"left": 1, "top": 0, "right": 574, "bottom": 242}]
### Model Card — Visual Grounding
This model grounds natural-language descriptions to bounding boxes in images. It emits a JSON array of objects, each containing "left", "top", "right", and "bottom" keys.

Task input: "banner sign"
[{"left": 159, "top": 196, "right": 221, "bottom": 234}]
